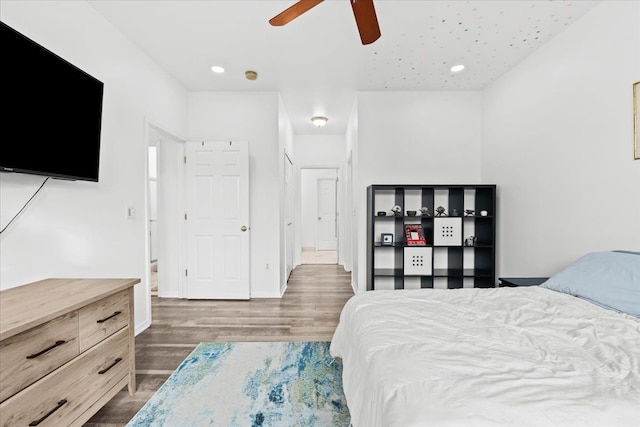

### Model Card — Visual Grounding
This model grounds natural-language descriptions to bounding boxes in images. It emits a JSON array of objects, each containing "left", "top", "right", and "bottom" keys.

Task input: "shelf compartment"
[{"left": 420, "top": 276, "right": 434, "bottom": 288}]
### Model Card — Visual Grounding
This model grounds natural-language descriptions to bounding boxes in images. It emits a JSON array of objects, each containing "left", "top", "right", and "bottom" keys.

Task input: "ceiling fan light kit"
[
  {"left": 270, "top": 0, "right": 381, "bottom": 45},
  {"left": 311, "top": 116, "right": 328, "bottom": 127}
]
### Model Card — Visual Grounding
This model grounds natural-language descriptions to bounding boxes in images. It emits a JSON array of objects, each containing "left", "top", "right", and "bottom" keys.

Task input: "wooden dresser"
[{"left": 0, "top": 278, "right": 139, "bottom": 427}]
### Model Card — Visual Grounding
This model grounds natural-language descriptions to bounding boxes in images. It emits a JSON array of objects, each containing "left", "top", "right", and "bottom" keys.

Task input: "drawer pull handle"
[
  {"left": 97, "top": 311, "right": 122, "bottom": 323},
  {"left": 26, "top": 340, "right": 66, "bottom": 359},
  {"left": 99, "top": 357, "right": 123, "bottom": 374},
  {"left": 29, "top": 399, "right": 68, "bottom": 426}
]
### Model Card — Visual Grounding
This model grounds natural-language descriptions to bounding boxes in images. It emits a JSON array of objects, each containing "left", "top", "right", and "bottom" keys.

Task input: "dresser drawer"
[
  {"left": 0, "top": 327, "right": 130, "bottom": 427},
  {"left": 79, "top": 290, "right": 129, "bottom": 352},
  {"left": 0, "top": 311, "right": 79, "bottom": 403}
]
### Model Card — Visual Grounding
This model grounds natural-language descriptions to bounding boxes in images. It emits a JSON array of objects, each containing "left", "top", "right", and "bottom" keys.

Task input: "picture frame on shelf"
[
  {"left": 404, "top": 224, "right": 426, "bottom": 246},
  {"left": 381, "top": 233, "right": 394, "bottom": 246}
]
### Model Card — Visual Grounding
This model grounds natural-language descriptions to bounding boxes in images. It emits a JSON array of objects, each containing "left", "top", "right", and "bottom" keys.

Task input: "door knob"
[{"left": 241, "top": 226, "right": 247, "bottom": 232}]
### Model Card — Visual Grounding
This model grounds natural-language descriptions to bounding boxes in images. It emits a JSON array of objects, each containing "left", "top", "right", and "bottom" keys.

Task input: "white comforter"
[{"left": 330, "top": 286, "right": 640, "bottom": 427}]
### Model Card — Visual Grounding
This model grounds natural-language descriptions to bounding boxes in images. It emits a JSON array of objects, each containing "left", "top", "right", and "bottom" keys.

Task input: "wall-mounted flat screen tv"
[{"left": 0, "top": 21, "right": 104, "bottom": 182}]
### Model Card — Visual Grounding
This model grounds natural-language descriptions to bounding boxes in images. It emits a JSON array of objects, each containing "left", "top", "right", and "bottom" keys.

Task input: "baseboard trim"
[
  {"left": 157, "top": 291, "right": 180, "bottom": 298},
  {"left": 135, "top": 318, "right": 151, "bottom": 336}
]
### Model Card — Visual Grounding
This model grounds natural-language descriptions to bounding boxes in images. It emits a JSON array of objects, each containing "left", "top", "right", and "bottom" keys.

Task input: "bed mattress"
[{"left": 330, "top": 286, "right": 640, "bottom": 427}]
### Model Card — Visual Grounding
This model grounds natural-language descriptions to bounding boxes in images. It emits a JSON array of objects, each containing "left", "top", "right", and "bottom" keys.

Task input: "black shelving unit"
[{"left": 366, "top": 184, "right": 497, "bottom": 291}]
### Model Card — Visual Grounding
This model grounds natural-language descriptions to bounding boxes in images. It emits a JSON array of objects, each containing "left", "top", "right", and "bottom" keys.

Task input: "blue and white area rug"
[{"left": 127, "top": 341, "right": 350, "bottom": 427}]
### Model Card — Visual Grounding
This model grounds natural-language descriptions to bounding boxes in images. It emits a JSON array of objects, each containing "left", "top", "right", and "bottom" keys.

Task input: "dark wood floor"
[{"left": 84, "top": 264, "right": 354, "bottom": 426}]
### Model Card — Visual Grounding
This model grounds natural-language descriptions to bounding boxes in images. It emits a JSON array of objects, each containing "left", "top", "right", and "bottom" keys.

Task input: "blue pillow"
[{"left": 540, "top": 251, "right": 640, "bottom": 317}]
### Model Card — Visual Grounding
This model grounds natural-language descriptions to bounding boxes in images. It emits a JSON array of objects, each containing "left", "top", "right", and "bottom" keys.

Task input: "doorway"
[
  {"left": 299, "top": 168, "right": 338, "bottom": 265},
  {"left": 145, "top": 123, "right": 186, "bottom": 300},
  {"left": 147, "top": 143, "right": 158, "bottom": 296}
]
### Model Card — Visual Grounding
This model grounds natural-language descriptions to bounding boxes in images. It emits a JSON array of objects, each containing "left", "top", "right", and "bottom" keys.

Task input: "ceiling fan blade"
[
  {"left": 269, "top": 0, "right": 324, "bottom": 26},
  {"left": 350, "top": 0, "right": 381, "bottom": 45}
]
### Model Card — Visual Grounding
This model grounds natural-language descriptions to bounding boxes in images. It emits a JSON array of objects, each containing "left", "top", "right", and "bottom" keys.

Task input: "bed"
[{"left": 330, "top": 251, "right": 640, "bottom": 427}]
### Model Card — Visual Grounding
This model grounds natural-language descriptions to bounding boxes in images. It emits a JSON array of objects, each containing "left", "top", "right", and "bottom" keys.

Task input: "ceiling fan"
[{"left": 269, "top": 0, "right": 381, "bottom": 45}]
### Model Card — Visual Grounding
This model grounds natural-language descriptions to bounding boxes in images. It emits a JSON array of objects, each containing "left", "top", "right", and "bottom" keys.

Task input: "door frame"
[
  {"left": 295, "top": 166, "right": 342, "bottom": 268},
  {"left": 144, "top": 121, "right": 187, "bottom": 304}
]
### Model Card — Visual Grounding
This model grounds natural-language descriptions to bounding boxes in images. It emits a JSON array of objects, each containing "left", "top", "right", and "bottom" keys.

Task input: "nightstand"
[{"left": 498, "top": 277, "right": 549, "bottom": 287}]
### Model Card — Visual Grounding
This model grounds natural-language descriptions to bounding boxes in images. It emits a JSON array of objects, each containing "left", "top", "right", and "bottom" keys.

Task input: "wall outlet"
[{"left": 127, "top": 206, "right": 136, "bottom": 219}]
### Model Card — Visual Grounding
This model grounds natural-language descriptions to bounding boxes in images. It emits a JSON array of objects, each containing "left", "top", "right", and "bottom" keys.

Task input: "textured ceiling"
[{"left": 88, "top": 0, "right": 600, "bottom": 134}]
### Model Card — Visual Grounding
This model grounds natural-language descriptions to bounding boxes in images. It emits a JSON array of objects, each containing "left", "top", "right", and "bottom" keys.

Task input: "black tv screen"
[{"left": 0, "top": 21, "right": 104, "bottom": 182}]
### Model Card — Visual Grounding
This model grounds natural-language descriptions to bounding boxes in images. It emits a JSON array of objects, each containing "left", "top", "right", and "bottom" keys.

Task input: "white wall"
[
  {"left": 295, "top": 135, "right": 346, "bottom": 166},
  {"left": 482, "top": 1, "right": 640, "bottom": 277},
  {"left": 188, "top": 92, "right": 282, "bottom": 297},
  {"left": 354, "top": 91, "right": 483, "bottom": 291},
  {"left": 0, "top": 1, "right": 188, "bottom": 335}
]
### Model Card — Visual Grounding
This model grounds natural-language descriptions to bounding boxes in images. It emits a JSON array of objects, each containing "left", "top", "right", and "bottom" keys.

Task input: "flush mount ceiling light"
[
  {"left": 450, "top": 64, "right": 465, "bottom": 73},
  {"left": 211, "top": 65, "right": 225, "bottom": 73},
  {"left": 245, "top": 70, "right": 258, "bottom": 80},
  {"left": 311, "top": 116, "right": 328, "bottom": 127}
]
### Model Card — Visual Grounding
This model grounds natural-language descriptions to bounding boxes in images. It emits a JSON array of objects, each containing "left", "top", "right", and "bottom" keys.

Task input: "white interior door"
[
  {"left": 317, "top": 177, "right": 337, "bottom": 250},
  {"left": 186, "top": 140, "right": 250, "bottom": 299}
]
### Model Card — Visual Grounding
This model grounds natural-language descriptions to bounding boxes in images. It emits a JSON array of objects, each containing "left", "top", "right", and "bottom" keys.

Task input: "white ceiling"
[{"left": 88, "top": 0, "right": 600, "bottom": 134}]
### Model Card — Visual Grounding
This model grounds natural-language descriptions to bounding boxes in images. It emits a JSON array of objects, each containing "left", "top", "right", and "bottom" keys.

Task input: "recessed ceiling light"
[
  {"left": 211, "top": 65, "right": 225, "bottom": 73},
  {"left": 450, "top": 64, "right": 465, "bottom": 73}
]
